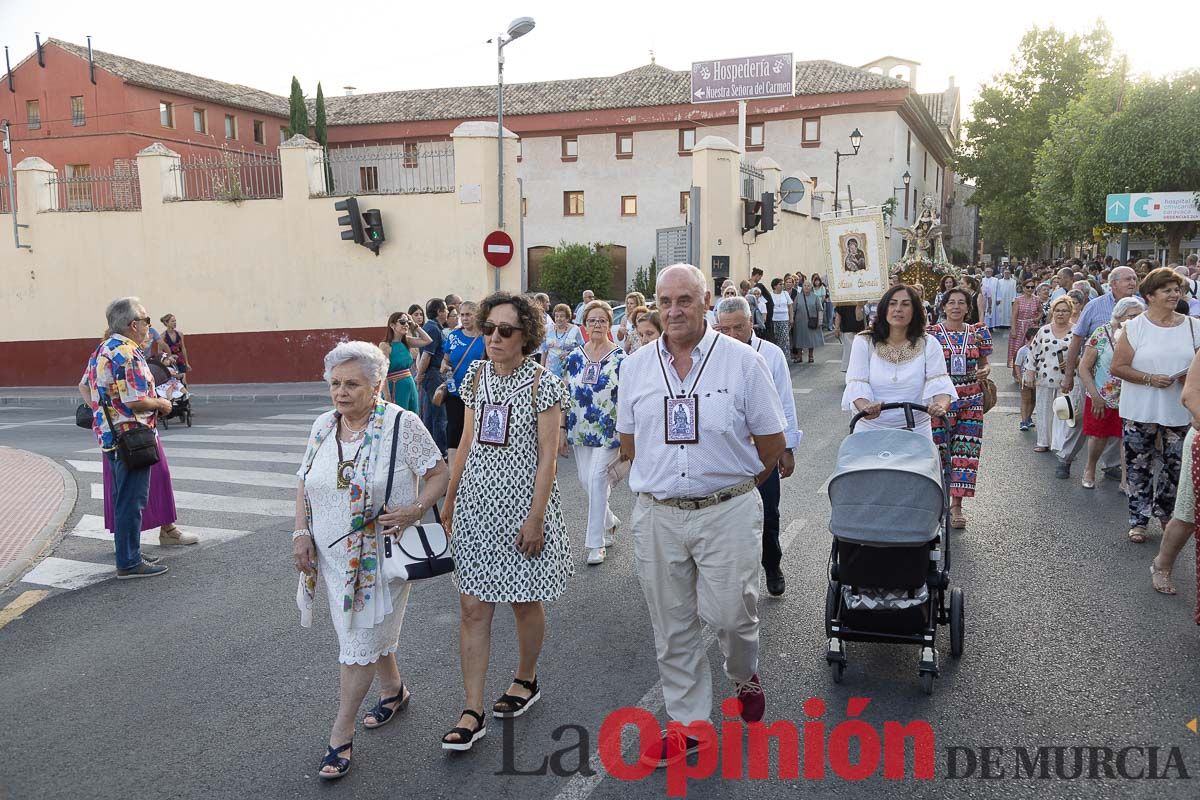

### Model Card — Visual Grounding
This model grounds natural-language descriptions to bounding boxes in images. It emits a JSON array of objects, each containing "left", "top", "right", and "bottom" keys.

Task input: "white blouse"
[
  {"left": 1119, "top": 314, "right": 1197, "bottom": 427},
  {"left": 841, "top": 333, "right": 957, "bottom": 438}
]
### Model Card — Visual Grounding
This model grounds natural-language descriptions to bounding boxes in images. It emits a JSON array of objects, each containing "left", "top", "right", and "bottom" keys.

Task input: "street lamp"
[
  {"left": 833, "top": 127, "right": 863, "bottom": 213},
  {"left": 1119, "top": 185, "right": 1130, "bottom": 265},
  {"left": 491, "top": 16, "right": 535, "bottom": 290},
  {"left": 890, "top": 170, "right": 911, "bottom": 225}
]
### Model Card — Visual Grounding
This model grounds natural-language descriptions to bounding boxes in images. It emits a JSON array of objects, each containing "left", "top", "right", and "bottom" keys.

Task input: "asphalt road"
[{"left": 1, "top": 336, "right": 1198, "bottom": 800}]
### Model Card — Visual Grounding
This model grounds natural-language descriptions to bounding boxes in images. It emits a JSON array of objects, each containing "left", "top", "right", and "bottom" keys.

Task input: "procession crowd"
[{"left": 76, "top": 252, "right": 1200, "bottom": 781}]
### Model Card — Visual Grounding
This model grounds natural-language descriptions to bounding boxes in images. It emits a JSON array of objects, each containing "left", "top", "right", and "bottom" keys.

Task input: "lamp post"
[
  {"left": 1118, "top": 185, "right": 1130, "bottom": 265},
  {"left": 492, "top": 16, "right": 535, "bottom": 290},
  {"left": 891, "top": 169, "right": 911, "bottom": 216},
  {"left": 832, "top": 127, "right": 863, "bottom": 213}
]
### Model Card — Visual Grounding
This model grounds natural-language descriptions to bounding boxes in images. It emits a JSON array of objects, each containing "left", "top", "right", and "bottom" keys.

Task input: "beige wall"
[{"left": 0, "top": 123, "right": 521, "bottom": 344}]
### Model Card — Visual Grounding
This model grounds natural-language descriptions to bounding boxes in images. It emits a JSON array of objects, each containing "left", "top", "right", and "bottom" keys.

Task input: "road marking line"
[
  {"left": 552, "top": 519, "right": 808, "bottom": 800},
  {"left": 89, "top": 484, "right": 293, "bottom": 516},
  {"left": 794, "top": 387, "right": 814, "bottom": 395},
  {"left": 267, "top": 414, "right": 324, "bottom": 421},
  {"left": 307, "top": 406, "right": 331, "bottom": 412},
  {"left": 0, "top": 590, "right": 50, "bottom": 630},
  {"left": 69, "top": 514, "right": 252, "bottom": 545},
  {"left": 157, "top": 433, "right": 307, "bottom": 446},
  {"left": 209, "top": 422, "right": 314, "bottom": 432},
  {"left": 0, "top": 415, "right": 75, "bottom": 430},
  {"left": 21, "top": 557, "right": 113, "bottom": 591},
  {"left": 75, "top": 446, "right": 304, "bottom": 463},
  {"left": 69, "top": 460, "right": 295, "bottom": 489}
]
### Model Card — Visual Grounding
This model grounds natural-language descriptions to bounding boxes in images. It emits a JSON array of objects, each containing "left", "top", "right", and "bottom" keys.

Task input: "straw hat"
[{"left": 1053, "top": 394, "right": 1076, "bottom": 427}]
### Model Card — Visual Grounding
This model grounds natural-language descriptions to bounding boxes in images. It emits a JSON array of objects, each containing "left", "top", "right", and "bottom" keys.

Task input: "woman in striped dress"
[
  {"left": 1007, "top": 277, "right": 1042, "bottom": 368},
  {"left": 928, "top": 287, "right": 992, "bottom": 529}
]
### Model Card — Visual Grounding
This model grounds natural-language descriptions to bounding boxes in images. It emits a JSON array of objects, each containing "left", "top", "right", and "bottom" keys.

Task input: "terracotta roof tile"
[{"left": 48, "top": 39, "right": 289, "bottom": 118}]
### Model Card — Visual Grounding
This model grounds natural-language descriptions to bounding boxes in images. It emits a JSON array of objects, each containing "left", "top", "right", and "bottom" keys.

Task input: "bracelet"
[
  {"left": 1144, "top": 374, "right": 1152, "bottom": 386},
  {"left": 291, "top": 529, "right": 312, "bottom": 541}
]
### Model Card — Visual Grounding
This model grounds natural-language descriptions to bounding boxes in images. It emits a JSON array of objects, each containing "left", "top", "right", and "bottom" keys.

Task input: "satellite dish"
[{"left": 780, "top": 176, "right": 806, "bottom": 205}]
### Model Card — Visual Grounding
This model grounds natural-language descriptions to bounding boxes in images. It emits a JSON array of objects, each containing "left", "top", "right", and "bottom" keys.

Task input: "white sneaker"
[
  {"left": 586, "top": 547, "right": 606, "bottom": 565},
  {"left": 604, "top": 518, "right": 620, "bottom": 548}
]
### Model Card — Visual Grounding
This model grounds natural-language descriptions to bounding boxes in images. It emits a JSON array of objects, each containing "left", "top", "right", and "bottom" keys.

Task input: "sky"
[{"left": 1, "top": 0, "right": 1194, "bottom": 121}]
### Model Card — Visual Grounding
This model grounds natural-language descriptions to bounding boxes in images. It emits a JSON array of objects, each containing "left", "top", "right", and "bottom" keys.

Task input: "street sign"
[
  {"left": 690, "top": 53, "right": 794, "bottom": 104},
  {"left": 1105, "top": 191, "right": 1200, "bottom": 224},
  {"left": 483, "top": 230, "right": 515, "bottom": 267}
]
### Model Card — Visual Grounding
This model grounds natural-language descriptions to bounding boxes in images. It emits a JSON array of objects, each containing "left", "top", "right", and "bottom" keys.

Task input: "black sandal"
[
  {"left": 492, "top": 676, "right": 540, "bottom": 719},
  {"left": 363, "top": 684, "right": 409, "bottom": 729},
  {"left": 441, "top": 709, "right": 487, "bottom": 751},
  {"left": 318, "top": 740, "right": 353, "bottom": 780}
]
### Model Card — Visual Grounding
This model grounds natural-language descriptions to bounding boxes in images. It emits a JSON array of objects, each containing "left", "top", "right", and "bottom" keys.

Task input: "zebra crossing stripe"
[
  {"left": 89, "top": 484, "right": 294, "bottom": 516},
  {"left": 207, "top": 423, "right": 314, "bottom": 432},
  {"left": 266, "top": 414, "right": 324, "bottom": 421},
  {"left": 21, "top": 557, "right": 113, "bottom": 590},
  {"left": 68, "top": 460, "right": 295, "bottom": 489},
  {"left": 75, "top": 447, "right": 303, "bottom": 464},
  {"left": 69, "top": 514, "right": 251, "bottom": 545},
  {"left": 157, "top": 433, "right": 307, "bottom": 446}
]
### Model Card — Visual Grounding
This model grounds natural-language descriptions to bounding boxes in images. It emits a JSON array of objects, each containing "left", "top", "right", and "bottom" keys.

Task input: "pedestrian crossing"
[{"left": 19, "top": 404, "right": 314, "bottom": 596}]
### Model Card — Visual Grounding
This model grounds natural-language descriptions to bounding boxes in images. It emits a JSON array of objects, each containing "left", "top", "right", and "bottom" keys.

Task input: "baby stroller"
[
  {"left": 147, "top": 357, "right": 193, "bottom": 429},
  {"left": 824, "top": 402, "right": 964, "bottom": 694}
]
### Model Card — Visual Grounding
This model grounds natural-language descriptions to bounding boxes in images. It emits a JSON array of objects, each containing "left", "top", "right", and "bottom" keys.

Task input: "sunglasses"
[{"left": 481, "top": 322, "right": 519, "bottom": 338}]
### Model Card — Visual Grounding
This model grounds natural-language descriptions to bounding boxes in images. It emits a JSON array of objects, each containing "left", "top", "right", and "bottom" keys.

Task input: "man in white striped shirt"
[
  {"left": 617, "top": 264, "right": 785, "bottom": 768},
  {"left": 715, "top": 295, "right": 802, "bottom": 597}
]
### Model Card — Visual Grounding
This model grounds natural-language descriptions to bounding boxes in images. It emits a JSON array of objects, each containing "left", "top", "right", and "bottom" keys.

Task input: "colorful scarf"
[{"left": 296, "top": 400, "right": 391, "bottom": 630}]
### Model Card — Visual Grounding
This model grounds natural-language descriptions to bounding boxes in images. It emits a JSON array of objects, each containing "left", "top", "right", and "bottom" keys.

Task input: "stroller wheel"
[
  {"left": 186, "top": 410, "right": 193, "bottom": 427},
  {"left": 949, "top": 587, "right": 965, "bottom": 659},
  {"left": 824, "top": 583, "right": 839, "bottom": 639},
  {"left": 830, "top": 660, "right": 845, "bottom": 684},
  {"left": 920, "top": 671, "right": 934, "bottom": 695}
]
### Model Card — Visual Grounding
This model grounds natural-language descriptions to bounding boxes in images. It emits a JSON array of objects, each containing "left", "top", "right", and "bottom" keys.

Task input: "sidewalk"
[
  {"left": 0, "top": 382, "right": 328, "bottom": 408},
  {"left": 0, "top": 447, "right": 77, "bottom": 590}
]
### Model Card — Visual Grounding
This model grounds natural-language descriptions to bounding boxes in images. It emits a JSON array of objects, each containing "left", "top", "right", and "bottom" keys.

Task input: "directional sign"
[
  {"left": 483, "top": 230, "right": 514, "bottom": 267},
  {"left": 1105, "top": 191, "right": 1200, "bottom": 224},
  {"left": 691, "top": 53, "right": 794, "bottom": 104}
]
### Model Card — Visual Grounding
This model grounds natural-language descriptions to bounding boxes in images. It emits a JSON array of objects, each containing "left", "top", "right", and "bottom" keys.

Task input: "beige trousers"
[{"left": 630, "top": 489, "right": 763, "bottom": 725}]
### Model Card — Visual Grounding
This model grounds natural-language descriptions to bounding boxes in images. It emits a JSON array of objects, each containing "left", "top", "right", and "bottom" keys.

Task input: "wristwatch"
[{"left": 291, "top": 528, "right": 312, "bottom": 541}]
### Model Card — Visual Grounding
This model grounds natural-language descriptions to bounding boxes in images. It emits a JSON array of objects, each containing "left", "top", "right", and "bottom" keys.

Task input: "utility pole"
[{"left": 2, "top": 120, "right": 30, "bottom": 250}]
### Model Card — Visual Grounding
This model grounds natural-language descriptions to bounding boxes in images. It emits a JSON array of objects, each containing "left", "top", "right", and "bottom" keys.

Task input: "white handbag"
[{"left": 376, "top": 411, "right": 454, "bottom": 583}]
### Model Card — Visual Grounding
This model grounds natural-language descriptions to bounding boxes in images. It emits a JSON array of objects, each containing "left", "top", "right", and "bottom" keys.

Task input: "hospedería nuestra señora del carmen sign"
[{"left": 690, "top": 53, "right": 794, "bottom": 103}]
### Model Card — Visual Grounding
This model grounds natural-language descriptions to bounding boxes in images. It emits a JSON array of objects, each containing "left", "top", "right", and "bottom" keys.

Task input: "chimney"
[
  {"left": 36, "top": 32, "right": 44, "bottom": 67},
  {"left": 86, "top": 35, "right": 96, "bottom": 85},
  {"left": 948, "top": 75, "right": 956, "bottom": 89},
  {"left": 343, "top": 85, "right": 356, "bottom": 96}
]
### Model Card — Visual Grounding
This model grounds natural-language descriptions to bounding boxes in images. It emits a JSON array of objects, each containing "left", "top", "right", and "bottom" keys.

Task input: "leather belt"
[{"left": 651, "top": 478, "right": 757, "bottom": 511}]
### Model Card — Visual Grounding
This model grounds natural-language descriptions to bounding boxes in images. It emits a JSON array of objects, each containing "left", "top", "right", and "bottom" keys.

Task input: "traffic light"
[
  {"left": 362, "top": 208, "right": 385, "bottom": 255},
  {"left": 759, "top": 191, "right": 775, "bottom": 233},
  {"left": 743, "top": 198, "right": 760, "bottom": 233},
  {"left": 334, "top": 197, "right": 365, "bottom": 245}
]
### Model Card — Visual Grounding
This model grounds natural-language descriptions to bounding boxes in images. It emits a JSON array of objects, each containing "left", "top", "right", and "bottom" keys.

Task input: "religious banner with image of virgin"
[{"left": 821, "top": 210, "right": 888, "bottom": 304}]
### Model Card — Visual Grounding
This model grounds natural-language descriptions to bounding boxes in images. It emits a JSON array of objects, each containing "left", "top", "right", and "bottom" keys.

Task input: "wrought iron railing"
[
  {"left": 740, "top": 159, "right": 764, "bottom": 201},
  {"left": 170, "top": 150, "right": 283, "bottom": 201},
  {"left": 46, "top": 162, "right": 141, "bottom": 211},
  {"left": 314, "top": 142, "right": 455, "bottom": 197}
]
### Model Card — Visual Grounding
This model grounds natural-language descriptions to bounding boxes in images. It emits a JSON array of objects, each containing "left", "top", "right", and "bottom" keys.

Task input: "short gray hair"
[
  {"left": 105, "top": 296, "right": 142, "bottom": 333},
  {"left": 1111, "top": 296, "right": 1146, "bottom": 324},
  {"left": 323, "top": 341, "right": 388, "bottom": 386},
  {"left": 716, "top": 295, "right": 752, "bottom": 318},
  {"left": 658, "top": 263, "right": 707, "bottom": 296}
]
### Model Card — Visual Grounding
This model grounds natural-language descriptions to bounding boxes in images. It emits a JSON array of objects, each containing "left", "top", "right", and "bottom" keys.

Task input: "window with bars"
[
  {"left": 65, "top": 164, "right": 92, "bottom": 210},
  {"left": 564, "top": 191, "right": 584, "bottom": 216},
  {"left": 27, "top": 100, "right": 41, "bottom": 130},
  {"left": 403, "top": 143, "right": 418, "bottom": 169},
  {"left": 71, "top": 96, "right": 85, "bottom": 127},
  {"left": 360, "top": 166, "right": 379, "bottom": 193}
]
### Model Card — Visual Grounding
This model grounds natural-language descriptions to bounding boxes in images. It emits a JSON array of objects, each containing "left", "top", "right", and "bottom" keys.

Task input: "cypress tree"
[
  {"left": 287, "top": 76, "right": 309, "bottom": 139},
  {"left": 314, "top": 83, "right": 328, "bottom": 148}
]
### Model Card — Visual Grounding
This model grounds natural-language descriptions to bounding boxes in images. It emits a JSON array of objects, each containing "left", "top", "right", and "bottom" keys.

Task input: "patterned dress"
[
  {"left": 928, "top": 323, "right": 993, "bottom": 498},
  {"left": 563, "top": 346, "right": 624, "bottom": 448},
  {"left": 452, "top": 359, "right": 574, "bottom": 603},
  {"left": 1008, "top": 295, "right": 1043, "bottom": 365}
]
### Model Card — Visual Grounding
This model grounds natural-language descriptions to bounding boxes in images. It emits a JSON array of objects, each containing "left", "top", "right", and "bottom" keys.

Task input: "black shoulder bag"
[{"left": 99, "top": 394, "right": 160, "bottom": 469}]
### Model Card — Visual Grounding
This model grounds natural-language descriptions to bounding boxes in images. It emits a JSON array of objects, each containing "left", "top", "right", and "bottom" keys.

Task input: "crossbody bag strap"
[{"left": 382, "top": 409, "right": 403, "bottom": 506}]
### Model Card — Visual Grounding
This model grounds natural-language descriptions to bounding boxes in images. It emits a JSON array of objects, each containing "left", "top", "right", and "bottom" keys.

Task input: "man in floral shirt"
[{"left": 85, "top": 297, "right": 174, "bottom": 579}]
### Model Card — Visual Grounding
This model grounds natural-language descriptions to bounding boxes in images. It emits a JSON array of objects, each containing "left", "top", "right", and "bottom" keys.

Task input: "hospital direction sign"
[{"left": 1105, "top": 191, "right": 1200, "bottom": 224}]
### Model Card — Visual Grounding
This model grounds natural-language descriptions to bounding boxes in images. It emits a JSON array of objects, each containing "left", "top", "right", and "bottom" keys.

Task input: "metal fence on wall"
[
  {"left": 315, "top": 142, "right": 455, "bottom": 197},
  {"left": 0, "top": 179, "right": 11, "bottom": 214},
  {"left": 739, "top": 159, "right": 764, "bottom": 201},
  {"left": 47, "top": 161, "right": 141, "bottom": 211},
  {"left": 170, "top": 150, "right": 283, "bottom": 201}
]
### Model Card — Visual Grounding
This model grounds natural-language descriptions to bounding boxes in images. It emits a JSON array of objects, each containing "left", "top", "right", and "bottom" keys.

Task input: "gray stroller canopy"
[{"left": 828, "top": 428, "right": 944, "bottom": 546}]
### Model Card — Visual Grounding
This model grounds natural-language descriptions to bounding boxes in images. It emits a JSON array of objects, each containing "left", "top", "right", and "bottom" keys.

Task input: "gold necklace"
[{"left": 875, "top": 339, "right": 921, "bottom": 365}]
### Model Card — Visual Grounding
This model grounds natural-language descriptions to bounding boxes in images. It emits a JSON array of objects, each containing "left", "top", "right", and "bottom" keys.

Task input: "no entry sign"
[{"left": 483, "top": 230, "right": 515, "bottom": 267}]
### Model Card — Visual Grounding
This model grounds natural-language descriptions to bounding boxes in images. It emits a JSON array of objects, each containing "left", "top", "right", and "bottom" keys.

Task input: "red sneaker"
[
  {"left": 735, "top": 673, "right": 765, "bottom": 722},
  {"left": 639, "top": 728, "right": 702, "bottom": 769}
]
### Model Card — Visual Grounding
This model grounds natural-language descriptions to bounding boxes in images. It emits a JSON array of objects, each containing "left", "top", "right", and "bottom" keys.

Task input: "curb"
[
  {"left": 0, "top": 453, "right": 79, "bottom": 593},
  {"left": 0, "top": 393, "right": 329, "bottom": 409}
]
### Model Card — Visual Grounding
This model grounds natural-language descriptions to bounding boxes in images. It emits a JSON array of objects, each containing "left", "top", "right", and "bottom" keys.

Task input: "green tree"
[
  {"left": 956, "top": 23, "right": 1114, "bottom": 256},
  {"left": 1074, "top": 71, "right": 1200, "bottom": 263},
  {"left": 629, "top": 257, "right": 657, "bottom": 297},
  {"left": 537, "top": 242, "right": 614, "bottom": 306},
  {"left": 287, "top": 76, "right": 308, "bottom": 139},
  {"left": 313, "top": 82, "right": 328, "bottom": 147}
]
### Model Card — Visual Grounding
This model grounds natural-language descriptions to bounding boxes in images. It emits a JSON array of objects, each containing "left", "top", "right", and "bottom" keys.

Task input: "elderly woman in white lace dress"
[{"left": 291, "top": 341, "right": 448, "bottom": 780}]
